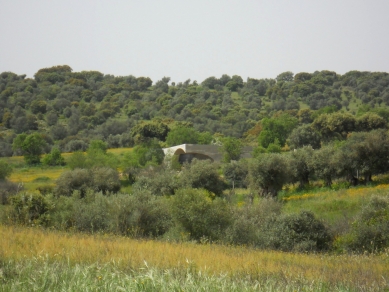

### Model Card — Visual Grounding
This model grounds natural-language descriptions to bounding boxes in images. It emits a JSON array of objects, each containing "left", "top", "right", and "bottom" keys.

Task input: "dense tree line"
[{"left": 1, "top": 66, "right": 389, "bottom": 158}]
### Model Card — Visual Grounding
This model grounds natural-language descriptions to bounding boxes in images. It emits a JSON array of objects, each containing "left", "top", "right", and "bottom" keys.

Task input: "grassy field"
[
  {"left": 1, "top": 225, "right": 388, "bottom": 291},
  {"left": 5, "top": 147, "right": 133, "bottom": 192}
]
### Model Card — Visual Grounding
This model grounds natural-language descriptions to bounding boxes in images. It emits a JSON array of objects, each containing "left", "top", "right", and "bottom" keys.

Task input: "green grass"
[
  {"left": 5, "top": 147, "right": 133, "bottom": 193},
  {"left": 0, "top": 257, "right": 361, "bottom": 292}
]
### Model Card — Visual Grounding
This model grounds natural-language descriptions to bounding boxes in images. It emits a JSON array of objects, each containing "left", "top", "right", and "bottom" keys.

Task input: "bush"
[
  {"left": 91, "top": 167, "right": 121, "bottom": 195},
  {"left": 48, "top": 190, "right": 172, "bottom": 237},
  {"left": 107, "top": 191, "right": 172, "bottom": 237},
  {"left": 42, "top": 147, "right": 65, "bottom": 166},
  {"left": 55, "top": 167, "right": 121, "bottom": 197},
  {"left": 0, "top": 160, "right": 12, "bottom": 179},
  {"left": 336, "top": 196, "right": 389, "bottom": 253},
  {"left": 171, "top": 188, "right": 231, "bottom": 241},
  {"left": 132, "top": 166, "right": 179, "bottom": 196},
  {"left": 266, "top": 211, "right": 332, "bottom": 252},
  {"left": 180, "top": 159, "right": 226, "bottom": 196},
  {"left": 55, "top": 168, "right": 93, "bottom": 197},
  {"left": 67, "top": 151, "right": 88, "bottom": 169},
  {"left": 0, "top": 180, "right": 21, "bottom": 205},
  {"left": 64, "top": 139, "right": 88, "bottom": 152},
  {"left": 224, "top": 198, "right": 282, "bottom": 245},
  {"left": 9, "top": 193, "right": 51, "bottom": 226},
  {"left": 71, "top": 190, "right": 110, "bottom": 233}
]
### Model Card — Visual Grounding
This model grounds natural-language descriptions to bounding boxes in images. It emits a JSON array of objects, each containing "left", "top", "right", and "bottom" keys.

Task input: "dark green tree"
[
  {"left": 221, "top": 137, "right": 243, "bottom": 162},
  {"left": 12, "top": 133, "right": 47, "bottom": 164}
]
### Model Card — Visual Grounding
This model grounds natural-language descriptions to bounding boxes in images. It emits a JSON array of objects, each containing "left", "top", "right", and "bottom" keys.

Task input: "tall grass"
[
  {"left": 1, "top": 225, "right": 388, "bottom": 290},
  {"left": 282, "top": 184, "right": 389, "bottom": 223},
  {"left": 0, "top": 257, "right": 364, "bottom": 291}
]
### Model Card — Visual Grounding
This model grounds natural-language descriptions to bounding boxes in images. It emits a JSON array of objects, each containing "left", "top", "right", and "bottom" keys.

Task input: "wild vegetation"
[
  {"left": 1, "top": 225, "right": 388, "bottom": 291},
  {"left": 2, "top": 66, "right": 389, "bottom": 289}
]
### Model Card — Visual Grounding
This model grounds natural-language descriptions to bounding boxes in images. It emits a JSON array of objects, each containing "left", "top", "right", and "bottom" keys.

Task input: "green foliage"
[
  {"left": 9, "top": 193, "right": 51, "bottom": 226},
  {"left": 12, "top": 133, "right": 47, "bottom": 164},
  {"left": 0, "top": 159, "right": 12, "bottom": 179},
  {"left": 336, "top": 196, "right": 389, "bottom": 253},
  {"left": 356, "top": 112, "right": 387, "bottom": 132},
  {"left": 343, "top": 130, "right": 389, "bottom": 182},
  {"left": 266, "top": 138, "right": 282, "bottom": 153},
  {"left": 67, "top": 151, "right": 88, "bottom": 169},
  {"left": 288, "top": 146, "right": 314, "bottom": 188},
  {"left": 55, "top": 168, "right": 93, "bottom": 197},
  {"left": 131, "top": 121, "right": 169, "bottom": 143},
  {"left": 310, "top": 144, "right": 340, "bottom": 187},
  {"left": 171, "top": 188, "right": 231, "bottom": 241},
  {"left": 91, "top": 167, "right": 121, "bottom": 195},
  {"left": 42, "top": 147, "right": 65, "bottom": 166},
  {"left": 0, "top": 180, "right": 20, "bottom": 205},
  {"left": 180, "top": 159, "right": 226, "bottom": 196},
  {"left": 55, "top": 167, "right": 121, "bottom": 197},
  {"left": 132, "top": 167, "right": 178, "bottom": 196},
  {"left": 224, "top": 198, "right": 282, "bottom": 245},
  {"left": 166, "top": 126, "right": 199, "bottom": 146},
  {"left": 287, "top": 124, "right": 321, "bottom": 149},
  {"left": 276, "top": 71, "right": 294, "bottom": 82},
  {"left": 249, "top": 153, "right": 291, "bottom": 197},
  {"left": 221, "top": 137, "right": 243, "bottom": 162},
  {"left": 267, "top": 211, "right": 332, "bottom": 252},
  {"left": 125, "top": 140, "right": 164, "bottom": 168},
  {"left": 223, "top": 160, "right": 248, "bottom": 188},
  {"left": 312, "top": 112, "right": 356, "bottom": 140},
  {"left": 258, "top": 113, "right": 298, "bottom": 148},
  {"left": 88, "top": 139, "right": 108, "bottom": 154}
]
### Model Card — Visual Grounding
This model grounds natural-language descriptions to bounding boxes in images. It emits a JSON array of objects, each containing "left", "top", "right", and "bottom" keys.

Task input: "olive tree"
[{"left": 249, "top": 153, "right": 291, "bottom": 197}]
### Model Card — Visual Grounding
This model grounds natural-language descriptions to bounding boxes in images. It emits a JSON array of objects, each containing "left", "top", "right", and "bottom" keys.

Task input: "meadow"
[
  {"left": 5, "top": 147, "right": 133, "bottom": 192},
  {"left": 3, "top": 151, "right": 389, "bottom": 290},
  {"left": 1, "top": 225, "right": 388, "bottom": 291}
]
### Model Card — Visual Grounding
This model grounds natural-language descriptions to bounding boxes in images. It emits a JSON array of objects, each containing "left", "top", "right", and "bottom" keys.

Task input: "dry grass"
[{"left": 1, "top": 225, "right": 388, "bottom": 289}]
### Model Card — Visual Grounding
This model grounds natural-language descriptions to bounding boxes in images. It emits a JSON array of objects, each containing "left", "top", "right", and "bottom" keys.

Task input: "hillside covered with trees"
[{"left": 1, "top": 65, "right": 389, "bottom": 156}]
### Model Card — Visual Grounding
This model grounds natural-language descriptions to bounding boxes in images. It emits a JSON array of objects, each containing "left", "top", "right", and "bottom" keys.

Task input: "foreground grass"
[
  {"left": 1, "top": 225, "right": 388, "bottom": 291},
  {"left": 0, "top": 258, "right": 365, "bottom": 292}
]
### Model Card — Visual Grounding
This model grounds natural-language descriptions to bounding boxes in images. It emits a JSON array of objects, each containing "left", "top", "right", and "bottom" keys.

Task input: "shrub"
[
  {"left": 0, "top": 180, "right": 21, "bottom": 205},
  {"left": 132, "top": 167, "right": 178, "bottom": 196},
  {"left": 0, "top": 160, "right": 12, "bottom": 179},
  {"left": 64, "top": 139, "right": 88, "bottom": 152},
  {"left": 266, "top": 211, "right": 332, "bottom": 252},
  {"left": 224, "top": 198, "right": 282, "bottom": 246},
  {"left": 55, "top": 168, "right": 93, "bottom": 197},
  {"left": 107, "top": 191, "right": 172, "bottom": 237},
  {"left": 55, "top": 167, "right": 121, "bottom": 197},
  {"left": 67, "top": 151, "right": 88, "bottom": 169},
  {"left": 171, "top": 188, "right": 231, "bottom": 241},
  {"left": 9, "top": 193, "right": 51, "bottom": 226},
  {"left": 336, "top": 196, "right": 389, "bottom": 253},
  {"left": 71, "top": 190, "right": 110, "bottom": 233},
  {"left": 180, "top": 159, "right": 226, "bottom": 196},
  {"left": 42, "top": 147, "right": 65, "bottom": 166},
  {"left": 91, "top": 167, "right": 121, "bottom": 195}
]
